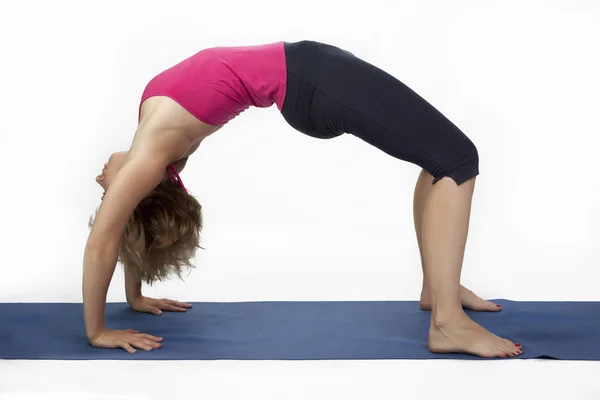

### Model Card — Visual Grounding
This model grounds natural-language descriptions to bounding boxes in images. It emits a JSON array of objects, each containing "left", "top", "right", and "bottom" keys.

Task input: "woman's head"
[
  {"left": 96, "top": 151, "right": 127, "bottom": 190},
  {"left": 91, "top": 153, "right": 203, "bottom": 284}
]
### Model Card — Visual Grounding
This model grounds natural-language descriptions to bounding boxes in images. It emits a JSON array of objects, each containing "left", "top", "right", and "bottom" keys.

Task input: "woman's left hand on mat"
[{"left": 129, "top": 296, "right": 193, "bottom": 315}]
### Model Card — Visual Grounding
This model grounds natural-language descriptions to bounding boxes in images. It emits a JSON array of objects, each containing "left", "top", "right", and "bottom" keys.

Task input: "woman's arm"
[
  {"left": 83, "top": 154, "right": 166, "bottom": 340},
  {"left": 83, "top": 129, "right": 193, "bottom": 349}
]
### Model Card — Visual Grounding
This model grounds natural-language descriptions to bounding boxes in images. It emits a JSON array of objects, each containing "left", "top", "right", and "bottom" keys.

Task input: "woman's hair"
[{"left": 89, "top": 180, "right": 203, "bottom": 284}]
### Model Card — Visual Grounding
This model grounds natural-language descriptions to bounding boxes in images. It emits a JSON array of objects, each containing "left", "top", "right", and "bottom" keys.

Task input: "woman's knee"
[{"left": 431, "top": 138, "right": 479, "bottom": 186}]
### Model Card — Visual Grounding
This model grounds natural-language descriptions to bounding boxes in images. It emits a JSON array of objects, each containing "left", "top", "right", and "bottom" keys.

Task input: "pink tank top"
[{"left": 140, "top": 42, "right": 287, "bottom": 126}]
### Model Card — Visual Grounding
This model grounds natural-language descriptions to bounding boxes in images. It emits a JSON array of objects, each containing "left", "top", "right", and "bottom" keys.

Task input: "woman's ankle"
[{"left": 431, "top": 306, "right": 466, "bottom": 327}]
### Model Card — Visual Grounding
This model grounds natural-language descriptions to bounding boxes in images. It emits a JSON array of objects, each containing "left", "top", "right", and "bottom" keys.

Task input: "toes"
[
  {"left": 469, "top": 301, "right": 501, "bottom": 312},
  {"left": 507, "top": 348, "right": 519, "bottom": 357},
  {"left": 503, "top": 339, "right": 514, "bottom": 347},
  {"left": 464, "top": 296, "right": 501, "bottom": 311},
  {"left": 504, "top": 339, "right": 522, "bottom": 352},
  {"left": 490, "top": 342, "right": 513, "bottom": 358},
  {"left": 482, "top": 301, "right": 502, "bottom": 311},
  {"left": 500, "top": 340, "right": 522, "bottom": 356},
  {"left": 515, "top": 344, "right": 523, "bottom": 355},
  {"left": 499, "top": 347, "right": 512, "bottom": 357}
]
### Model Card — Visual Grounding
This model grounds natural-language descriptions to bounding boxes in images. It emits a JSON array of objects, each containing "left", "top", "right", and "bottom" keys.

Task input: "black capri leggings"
[{"left": 280, "top": 40, "right": 479, "bottom": 185}]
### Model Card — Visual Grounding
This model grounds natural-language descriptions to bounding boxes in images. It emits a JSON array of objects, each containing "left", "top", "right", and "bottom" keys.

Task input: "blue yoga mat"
[{"left": 1, "top": 300, "right": 598, "bottom": 360}]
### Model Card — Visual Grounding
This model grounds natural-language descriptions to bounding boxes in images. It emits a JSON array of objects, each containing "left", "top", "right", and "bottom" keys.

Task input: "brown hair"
[{"left": 90, "top": 180, "right": 203, "bottom": 284}]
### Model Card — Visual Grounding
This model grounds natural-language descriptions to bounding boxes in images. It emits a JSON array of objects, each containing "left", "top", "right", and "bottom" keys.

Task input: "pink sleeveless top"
[{"left": 140, "top": 42, "right": 287, "bottom": 126}]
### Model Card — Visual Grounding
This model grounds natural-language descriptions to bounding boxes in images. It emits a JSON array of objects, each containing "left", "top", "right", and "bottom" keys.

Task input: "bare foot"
[
  {"left": 420, "top": 285, "right": 501, "bottom": 312},
  {"left": 429, "top": 314, "right": 523, "bottom": 358}
]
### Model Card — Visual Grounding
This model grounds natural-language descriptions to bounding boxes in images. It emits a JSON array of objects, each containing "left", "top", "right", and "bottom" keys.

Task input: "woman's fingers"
[
  {"left": 121, "top": 335, "right": 163, "bottom": 352},
  {"left": 170, "top": 300, "right": 193, "bottom": 309},
  {"left": 111, "top": 331, "right": 165, "bottom": 353},
  {"left": 133, "top": 297, "right": 192, "bottom": 313},
  {"left": 148, "top": 306, "right": 163, "bottom": 315},
  {"left": 141, "top": 333, "right": 164, "bottom": 342},
  {"left": 141, "top": 338, "right": 162, "bottom": 349},
  {"left": 137, "top": 302, "right": 163, "bottom": 315},
  {"left": 160, "top": 304, "right": 188, "bottom": 312},
  {"left": 91, "top": 329, "right": 164, "bottom": 353},
  {"left": 132, "top": 338, "right": 161, "bottom": 351},
  {"left": 121, "top": 343, "right": 137, "bottom": 354},
  {"left": 159, "top": 299, "right": 192, "bottom": 311}
]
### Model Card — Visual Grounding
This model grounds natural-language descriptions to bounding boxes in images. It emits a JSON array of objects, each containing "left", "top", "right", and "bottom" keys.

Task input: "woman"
[{"left": 85, "top": 40, "right": 523, "bottom": 358}]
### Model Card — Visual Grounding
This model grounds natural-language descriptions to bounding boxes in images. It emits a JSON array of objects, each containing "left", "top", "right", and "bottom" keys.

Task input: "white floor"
[{"left": 1, "top": 359, "right": 599, "bottom": 400}]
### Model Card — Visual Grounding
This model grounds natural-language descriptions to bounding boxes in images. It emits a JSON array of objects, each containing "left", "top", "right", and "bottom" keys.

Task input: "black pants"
[{"left": 280, "top": 40, "right": 479, "bottom": 185}]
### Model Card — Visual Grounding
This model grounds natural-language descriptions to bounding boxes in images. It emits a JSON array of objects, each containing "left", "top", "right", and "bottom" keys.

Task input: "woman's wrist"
[
  {"left": 82, "top": 243, "right": 118, "bottom": 344},
  {"left": 124, "top": 267, "right": 143, "bottom": 305},
  {"left": 127, "top": 294, "right": 144, "bottom": 306},
  {"left": 86, "top": 326, "right": 105, "bottom": 342}
]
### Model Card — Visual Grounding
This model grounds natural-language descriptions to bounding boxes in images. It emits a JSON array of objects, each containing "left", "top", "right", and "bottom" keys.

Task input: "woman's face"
[{"left": 96, "top": 151, "right": 127, "bottom": 190}]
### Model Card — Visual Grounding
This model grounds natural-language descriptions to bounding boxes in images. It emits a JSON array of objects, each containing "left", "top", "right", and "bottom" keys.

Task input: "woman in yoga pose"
[{"left": 86, "top": 40, "right": 523, "bottom": 358}]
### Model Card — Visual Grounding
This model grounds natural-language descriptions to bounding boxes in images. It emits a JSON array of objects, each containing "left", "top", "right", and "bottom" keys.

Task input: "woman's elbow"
[{"left": 85, "top": 230, "right": 120, "bottom": 259}]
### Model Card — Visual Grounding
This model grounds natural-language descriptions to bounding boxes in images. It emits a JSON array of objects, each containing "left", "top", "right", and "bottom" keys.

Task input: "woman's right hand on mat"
[
  {"left": 89, "top": 328, "right": 163, "bottom": 353},
  {"left": 129, "top": 295, "right": 193, "bottom": 315}
]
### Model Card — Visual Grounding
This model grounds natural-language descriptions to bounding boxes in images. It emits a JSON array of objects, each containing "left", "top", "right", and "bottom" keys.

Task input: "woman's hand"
[
  {"left": 89, "top": 328, "right": 163, "bottom": 353},
  {"left": 129, "top": 296, "right": 193, "bottom": 315}
]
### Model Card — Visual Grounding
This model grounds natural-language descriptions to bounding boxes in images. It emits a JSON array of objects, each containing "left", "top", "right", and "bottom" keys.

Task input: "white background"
[{"left": 1, "top": 0, "right": 599, "bottom": 399}]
